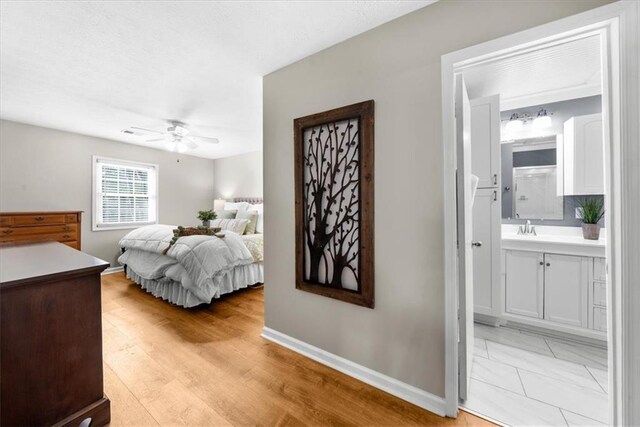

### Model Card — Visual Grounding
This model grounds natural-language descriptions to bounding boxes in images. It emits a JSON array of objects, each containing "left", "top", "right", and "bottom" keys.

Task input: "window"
[{"left": 93, "top": 156, "right": 158, "bottom": 231}]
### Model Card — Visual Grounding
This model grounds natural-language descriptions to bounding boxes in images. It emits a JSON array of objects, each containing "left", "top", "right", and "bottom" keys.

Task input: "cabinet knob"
[
  {"left": 546, "top": 263, "right": 551, "bottom": 267},
  {"left": 472, "top": 241, "right": 483, "bottom": 247},
  {"left": 34, "top": 216, "right": 44, "bottom": 221},
  {"left": 539, "top": 261, "right": 544, "bottom": 266}
]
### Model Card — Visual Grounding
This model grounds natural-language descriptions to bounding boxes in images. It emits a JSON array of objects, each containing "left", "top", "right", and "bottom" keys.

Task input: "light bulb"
[
  {"left": 505, "top": 119, "right": 523, "bottom": 133},
  {"left": 533, "top": 115, "right": 552, "bottom": 130}
]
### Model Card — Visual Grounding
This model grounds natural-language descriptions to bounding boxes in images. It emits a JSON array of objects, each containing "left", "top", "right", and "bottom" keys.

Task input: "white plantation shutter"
[{"left": 93, "top": 156, "right": 158, "bottom": 230}]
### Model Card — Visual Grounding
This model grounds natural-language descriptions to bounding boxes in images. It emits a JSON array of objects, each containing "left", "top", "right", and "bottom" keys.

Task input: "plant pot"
[
  {"left": 582, "top": 223, "right": 601, "bottom": 240},
  {"left": 202, "top": 220, "right": 210, "bottom": 228}
]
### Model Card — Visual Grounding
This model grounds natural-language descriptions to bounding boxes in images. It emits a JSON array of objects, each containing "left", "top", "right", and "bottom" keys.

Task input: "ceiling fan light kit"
[{"left": 121, "top": 120, "right": 219, "bottom": 153}]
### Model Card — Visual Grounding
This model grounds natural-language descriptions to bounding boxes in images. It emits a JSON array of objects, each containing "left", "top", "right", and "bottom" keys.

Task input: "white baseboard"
[
  {"left": 261, "top": 327, "right": 447, "bottom": 417},
  {"left": 101, "top": 266, "right": 124, "bottom": 275}
]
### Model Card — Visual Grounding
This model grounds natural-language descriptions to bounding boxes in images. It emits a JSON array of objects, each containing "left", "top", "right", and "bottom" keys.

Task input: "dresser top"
[
  {"left": 0, "top": 242, "right": 108, "bottom": 287},
  {"left": 0, "top": 211, "right": 83, "bottom": 215}
]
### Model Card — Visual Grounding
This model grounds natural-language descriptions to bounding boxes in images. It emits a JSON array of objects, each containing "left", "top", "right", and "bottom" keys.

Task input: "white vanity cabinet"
[
  {"left": 590, "top": 257, "right": 608, "bottom": 332},
  {"left": 543, "top": 254, "right": 589, "bottom": 328},
  {"left": 504, "top": 250, "right": 544, "bottom": 319},
  {"left": 503, "top": 246, "right": 606, "bottom": 340},
  {"left": 561, "top": 113, "right": 604, "bottom": 195}
]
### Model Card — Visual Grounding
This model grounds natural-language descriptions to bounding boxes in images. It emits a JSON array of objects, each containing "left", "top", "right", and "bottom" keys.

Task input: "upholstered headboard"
[{"left": 232, "top": 197, "right": 263, "bottom": 204}]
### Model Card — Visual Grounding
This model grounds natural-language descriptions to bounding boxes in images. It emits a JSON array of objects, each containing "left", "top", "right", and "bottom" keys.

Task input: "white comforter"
[{"left": 118, "top": 224, "right": 255, "bottom": 304}]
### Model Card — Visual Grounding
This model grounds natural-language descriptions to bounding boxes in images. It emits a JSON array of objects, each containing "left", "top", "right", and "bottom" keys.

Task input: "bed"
[{"left": 118, "top": 197, "right": 264, "bottom": 308}]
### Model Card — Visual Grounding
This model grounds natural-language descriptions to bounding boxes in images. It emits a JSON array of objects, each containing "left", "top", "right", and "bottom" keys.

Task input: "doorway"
[{"left": 440, "top": 2, "right": 639, "bottom": 425}]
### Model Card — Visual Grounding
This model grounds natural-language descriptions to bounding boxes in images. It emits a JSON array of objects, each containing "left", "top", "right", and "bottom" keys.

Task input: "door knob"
[{"left": 471, "top": 241, "right": 483, "bottom": 247}]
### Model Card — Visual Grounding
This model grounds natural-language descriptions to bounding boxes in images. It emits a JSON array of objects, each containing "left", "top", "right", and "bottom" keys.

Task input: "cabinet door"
[
  {"left": 563, "top": 113, "right": 604, "bottom": 195},
  {"left": 505, "top": 250, "right": 544, "bottom": 318},
  {"left": 470, "top": 95, "right": 500, "bottom": 188},
  {"left": 544, "top": 254, "right": 589, "bottom": 327},
  {"left": 472, "top": 188, "right": 500, "bottom": 316}
]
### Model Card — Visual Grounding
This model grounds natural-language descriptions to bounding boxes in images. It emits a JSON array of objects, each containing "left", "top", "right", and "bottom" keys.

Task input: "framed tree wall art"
[{"left": 294, "top": 100, "right": 374, "bottom": 308}]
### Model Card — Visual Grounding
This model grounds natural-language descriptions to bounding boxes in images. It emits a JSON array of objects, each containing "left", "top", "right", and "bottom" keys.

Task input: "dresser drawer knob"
[
  {"left": 63, "top": 234, "right": 70, "bottom": 239},
  {"left": 63, "top": 226, "right": 70, "bottom": 231},
  {"left": 2, "top": 229, "right": 13, "bottom": 234},
  {"left": 34, "top": 216, "right": 44, "bottom": 221}
]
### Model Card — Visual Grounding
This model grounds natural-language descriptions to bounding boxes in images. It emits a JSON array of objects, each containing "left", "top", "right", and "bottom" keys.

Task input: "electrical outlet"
[{"left": 575, "top": 207, "right": 583, "bottom": 219}]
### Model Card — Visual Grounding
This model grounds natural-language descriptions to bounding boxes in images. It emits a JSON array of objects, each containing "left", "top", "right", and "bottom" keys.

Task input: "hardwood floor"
[{"left": 101, "top": 273, "right": 493, "bottom": 426}]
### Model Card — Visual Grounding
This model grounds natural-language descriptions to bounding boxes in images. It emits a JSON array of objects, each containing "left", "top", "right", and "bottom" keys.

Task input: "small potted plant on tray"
[
  {"left": 577, "top": 198, "right": 604, "bottom": 240},
  {"left": 197, "top": 209, "right": 217, "bottom": 228}
]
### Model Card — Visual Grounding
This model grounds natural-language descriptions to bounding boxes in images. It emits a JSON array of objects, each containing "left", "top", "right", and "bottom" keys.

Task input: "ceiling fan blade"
[
  {"left": 190, "top": 135, "right": 220, "bottom": 144},
  {"left": 184, "top": 139, "right": 198, "bottom": 149},
  {"left": 130, "top": 126, "right": 164, "bottom": 135}
]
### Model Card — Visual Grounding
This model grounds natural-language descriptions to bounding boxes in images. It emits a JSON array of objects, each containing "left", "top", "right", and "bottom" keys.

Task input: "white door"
[
  {"left": 544, "top": 254, "right": 589, "bottom": 327},
  {"left": 455, "top": 74, "right": 474, "bottom": 401},
  {"left": 505, "top": 250, "right": 544, "bottom": 319},
  {"left": 472, "top": 188, "right": 500, "bottom": 316},
  {"left": 470, "top": 95, "right": 500, "bottom": 188}
]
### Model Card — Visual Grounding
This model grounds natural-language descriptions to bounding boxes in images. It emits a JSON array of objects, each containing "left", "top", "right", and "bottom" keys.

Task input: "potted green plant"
[
  {"left": 576, "top": 198, "right": 604, "bottom": 240},
  {"left": 197, "top": 209, "right": 217, "bottom": 228}
]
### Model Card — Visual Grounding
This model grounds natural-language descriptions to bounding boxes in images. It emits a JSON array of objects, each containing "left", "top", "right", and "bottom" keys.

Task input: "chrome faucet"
[{"left": 517, "top": 220, "right": 537, "bottom": 236}]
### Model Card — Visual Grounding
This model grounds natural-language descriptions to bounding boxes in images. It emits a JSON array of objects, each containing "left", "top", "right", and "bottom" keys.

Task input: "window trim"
[{"left": 92, "top": 155, "right": 159, "bottom": 231}]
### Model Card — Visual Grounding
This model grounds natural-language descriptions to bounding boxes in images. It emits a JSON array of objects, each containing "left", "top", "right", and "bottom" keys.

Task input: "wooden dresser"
[
  {"left": 0, "top": 242, "right": 110, "bottom": 426},
  {"left": 0, "top": 211, "right": 82, "bottom": 250}
]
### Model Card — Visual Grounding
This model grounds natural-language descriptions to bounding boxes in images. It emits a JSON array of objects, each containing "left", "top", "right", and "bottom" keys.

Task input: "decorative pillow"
[
  {"left": 250, "top": 203, "right": 264, "bottom": 233},
  {"left": 216, "top": 209, "right": 237, "bottom": 219},
  {"left": 210, "top": 218, "right": 249, "bottom": 235},
  {"left": 236, "top": 210, "right": 258, "bottom": 234},
  {"left": 223, "top": 202, "right": 252, "bottom": 214}
]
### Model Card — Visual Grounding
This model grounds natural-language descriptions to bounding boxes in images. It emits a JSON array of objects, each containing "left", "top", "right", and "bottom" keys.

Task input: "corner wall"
[
  {"left": 263, "top": 0, "right": 611, "bottom": 402},
  {"left": 0, "top": 120, "right": 215, "bottom": 266}
]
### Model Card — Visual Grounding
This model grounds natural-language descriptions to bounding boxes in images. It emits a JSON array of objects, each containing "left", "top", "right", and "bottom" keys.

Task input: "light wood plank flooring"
[{"left": 101, "top": 273, "right": 492, "bottom": 426}]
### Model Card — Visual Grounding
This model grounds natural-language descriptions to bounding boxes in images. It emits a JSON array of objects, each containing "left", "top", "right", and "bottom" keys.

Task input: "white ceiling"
[
  {"left": 0, "top": 1, "right": 434, "bottom": 159},
  {"left": 463, "top": 35, "right": 602, "bottom": 111}
]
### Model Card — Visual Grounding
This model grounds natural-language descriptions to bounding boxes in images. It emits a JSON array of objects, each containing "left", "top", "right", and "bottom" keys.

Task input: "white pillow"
[
  {"left": 250, "top": 203, "right": 264, "bottom": 233},
  {"left": 211, "top": 218, "right": 249, "bottom": 235},
  {"left": 223, "top": 202, "right": 251, "bottom": 213}
]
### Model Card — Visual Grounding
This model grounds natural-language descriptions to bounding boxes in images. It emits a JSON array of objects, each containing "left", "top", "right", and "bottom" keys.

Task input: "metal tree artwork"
[
  {"left": 303, "top": 119, "right": 360, "bottom": 290},
  {"left": 294, "top": 100, "right": 374, "bottom": 308}
]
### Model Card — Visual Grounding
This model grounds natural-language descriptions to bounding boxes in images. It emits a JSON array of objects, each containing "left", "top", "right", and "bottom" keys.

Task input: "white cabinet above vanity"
[{"left": 559, "top": 113, "right": 604, "bottom": 196}]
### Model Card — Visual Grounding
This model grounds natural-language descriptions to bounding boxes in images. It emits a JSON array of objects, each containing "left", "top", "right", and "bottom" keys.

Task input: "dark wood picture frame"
[{"left": 294, "top": 100, "right": 374, "bottom": 308}]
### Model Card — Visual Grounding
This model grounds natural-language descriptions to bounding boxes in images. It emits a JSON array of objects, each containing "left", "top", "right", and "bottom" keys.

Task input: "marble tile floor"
[{"left": 463, "top": 323, "right": 609, "bottom": 426}]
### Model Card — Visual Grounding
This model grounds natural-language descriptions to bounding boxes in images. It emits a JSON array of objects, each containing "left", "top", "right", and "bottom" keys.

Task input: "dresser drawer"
[
  {"left": 0, "top": 216, "right": 13, "bottom": 227},
  {"left": 11, "top": 214, "right": 67, "bottom": 226},
  {"left": 1, "top": 224, "right": 77, "bottom": 237},
  {"left": 63, "top": 241, "right": 80, "bottom": 250},
  {"left": 0, "top": 231, "right": 77, "bottom": 243},
  {"left": 593, "top": 257, "right": 607, "bottom": 282}
]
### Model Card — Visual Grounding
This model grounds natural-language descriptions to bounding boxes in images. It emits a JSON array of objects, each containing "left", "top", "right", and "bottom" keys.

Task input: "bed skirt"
[{"left": 124, "top": 262, "right": 264, "bottom": 308}]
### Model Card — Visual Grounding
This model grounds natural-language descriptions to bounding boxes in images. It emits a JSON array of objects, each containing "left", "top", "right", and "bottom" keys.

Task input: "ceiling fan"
[{"left": 121, "top": 120, "right": 219, "bottom": 153}]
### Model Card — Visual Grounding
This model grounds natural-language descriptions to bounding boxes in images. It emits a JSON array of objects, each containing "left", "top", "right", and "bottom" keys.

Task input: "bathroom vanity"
[{"left": 476, "top": 225, "right": 607, "bottom": 341}]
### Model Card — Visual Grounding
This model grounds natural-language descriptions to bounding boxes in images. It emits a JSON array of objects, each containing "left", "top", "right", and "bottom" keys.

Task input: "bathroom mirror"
[
  {"left": 502, "top": 135, "right": 564, "bottom": 221},
  {"left": 513, "top": 166, "right": 563, "bottom": 220}
]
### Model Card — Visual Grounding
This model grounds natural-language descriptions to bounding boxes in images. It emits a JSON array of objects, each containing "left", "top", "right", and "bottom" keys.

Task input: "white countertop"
[{"left": 501, "top": 225, "right": 606, "bottom": 258}]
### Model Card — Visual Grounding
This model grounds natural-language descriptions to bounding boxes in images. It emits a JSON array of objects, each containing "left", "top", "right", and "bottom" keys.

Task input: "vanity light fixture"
[
  {"left": 505, "top": 113, "right": 524, "bottom": 133},
  {"left": 532, "top": 108, "right": 552, "bottom": 130}
]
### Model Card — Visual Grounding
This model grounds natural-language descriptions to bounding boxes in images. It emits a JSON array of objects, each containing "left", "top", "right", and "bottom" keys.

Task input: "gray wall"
[
  {"left": 263, "top": 0, "right": 611, "bottom": 398},
  {"left": 212, "top": 150, "right": 263, "bottom": 200},
  {"left": 0, "top": 120, "right": 215, "bottom": 266}
]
